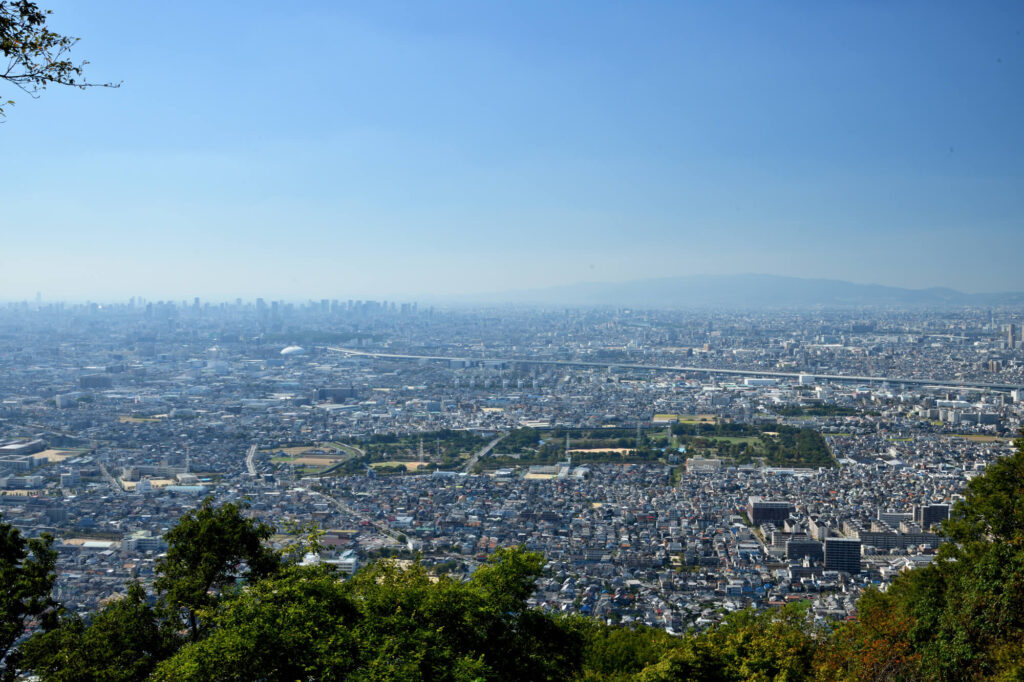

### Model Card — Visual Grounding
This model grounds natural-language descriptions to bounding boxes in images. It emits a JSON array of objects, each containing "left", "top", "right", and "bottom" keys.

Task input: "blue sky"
[{"left": 2, "top": 1, "right": 1023, "bottom": 301}]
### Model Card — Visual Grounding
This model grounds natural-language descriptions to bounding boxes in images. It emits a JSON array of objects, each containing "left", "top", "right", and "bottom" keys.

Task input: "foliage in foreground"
[
  {"left": 4, "top": 434, "right": 1024, "bottom": 680},
  {"left": 816, "top": 434, "right": 1024, "bottom": 682},
  {"left": 0, "top": 520, "right": 56, "bottom": 681},
  {"left": 150, "top": 548, "right": 582, "bottom": 682},
  {"left": 0, "top": 0, "right": 117, "bottom": 117}
]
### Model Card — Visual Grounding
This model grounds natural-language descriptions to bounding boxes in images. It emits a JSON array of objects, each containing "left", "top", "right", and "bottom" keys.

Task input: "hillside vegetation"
[{"left": 2, "top": 436, "right": 1024, "bottom": 680}]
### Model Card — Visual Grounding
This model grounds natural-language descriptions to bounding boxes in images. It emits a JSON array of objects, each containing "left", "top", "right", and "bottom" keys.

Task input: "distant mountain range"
[{"left": 471, "top": 274, "right": 1024, "bottom": 308}]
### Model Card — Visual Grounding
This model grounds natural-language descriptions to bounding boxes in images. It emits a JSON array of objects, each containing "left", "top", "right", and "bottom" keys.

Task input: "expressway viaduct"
[{"left": 327, "top": 348, "right": 1023, "bottom": 393}]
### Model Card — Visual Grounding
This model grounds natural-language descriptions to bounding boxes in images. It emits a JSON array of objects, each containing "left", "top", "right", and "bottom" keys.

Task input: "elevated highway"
[
  {"left": 245, "top": 443, "right": 258, "bottom": 477},
  {"left": 464, "top": 434, "right": 506, "bottom": 473},
  {"left": 328, "top": 347, "right": 1023, "bottom": 392}
]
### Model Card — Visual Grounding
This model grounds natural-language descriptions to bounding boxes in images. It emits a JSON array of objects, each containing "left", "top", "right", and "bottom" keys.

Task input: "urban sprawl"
[{"left": 1, "top": 299, "right": 1022, "bottom": 633}]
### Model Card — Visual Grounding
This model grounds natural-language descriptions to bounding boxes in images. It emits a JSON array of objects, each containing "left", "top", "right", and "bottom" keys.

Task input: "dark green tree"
[
  {"left": 154, "top": 498, "right": 279, "bottom": 640},
  {"left": 469, "top": 544, "right": 544, "bottom": 614},
  {"left": 150, "top": 565, "right": 359, "bottom": 682},
  {"left": 0, "top": 1, "right": 117, "bottom": 117},
  {"left": 19, "top": 582, "right": 178, "bottom": 682},
  {"left": 345, "top": 558, "right": 499, "bottom": 680},
  {"left": 152, "top": 547, "right": 583, "bottom": 682},
  {"left": 900, "top": 435, "right": 1024, "bottom": 679},
  {"left": 943, "top": 435, "right": 1024, "bottom": 545},
  {"left": 824, "top": 433, "right": 1024, "bottom": 680},
  {"left": 636, "top": 603, "right": 817, "bottom": 682},
  {"left": 576, "top": 620, "right": 676, "bottom": 681},
  {"left": 0, "top": 516, "right": 57, "bottom": 681},
  {"left": 345, "top": 546, "right": 575, "bottom": 681}
]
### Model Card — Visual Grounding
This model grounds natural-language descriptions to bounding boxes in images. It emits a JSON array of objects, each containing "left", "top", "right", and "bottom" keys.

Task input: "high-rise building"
[
  {"left": 747, "top": 496, "right": 794, "bottom": 525},
  {"left": 786, "top": 539, "right": 824, "bottom": 562},
  {"left": 914, "top": 503, "right": 950, "bottom": 531},
  {"left": 824, "top": 537, "right": 861, "bottom": 573}
]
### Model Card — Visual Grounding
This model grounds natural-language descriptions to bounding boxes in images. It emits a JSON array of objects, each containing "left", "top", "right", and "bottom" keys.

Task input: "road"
[
  {"left": 317, "top": 443, "right": 365, "bottom": 476},
  {"left": 310, "top": 488, "right": 407, "bottom": 547},
  {"left": 245, "top": 443, "right": 258, "bottom": 476},
  {"left": 328, "top": 347, "right": 1023, "bottom": 392},
  {"left": 464, "top": 434, "right": 506, "bottom": 473},
  {"left": 97, "top": 459, "right": 123, "bottom": 493}
]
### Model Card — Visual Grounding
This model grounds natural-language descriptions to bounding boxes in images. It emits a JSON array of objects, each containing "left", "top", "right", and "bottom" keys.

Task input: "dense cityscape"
[
  {"left": 4, "top": 0, "right": 1024, "bottom": 677},
  {"left": 2, "top": 298, "right": 1021, "bottom": 633}
]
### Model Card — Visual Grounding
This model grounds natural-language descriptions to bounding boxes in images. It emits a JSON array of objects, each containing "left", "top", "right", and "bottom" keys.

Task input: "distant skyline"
[{"left": 3, "top": 1, "right": 1023, "bottom": 301}]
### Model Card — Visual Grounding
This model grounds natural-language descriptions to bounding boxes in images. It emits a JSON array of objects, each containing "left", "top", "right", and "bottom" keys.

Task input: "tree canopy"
[
  {"left": 151, "top": 547, "right": 582, "bottom": 682},
  {"left": 0, "top": 515, "right": 57, "bottom": 681},
  {"left": 0, "top": 0, "right": 116, "bottom": 117},
  {"left": 817, "top": 434, "right": 1024, "bottom": 681},
  {"left": 18, "top": 582, "right": 177, "bottom": 682},
  {"left": 153, "top": 497, "right": 279, "bottom": 641}
]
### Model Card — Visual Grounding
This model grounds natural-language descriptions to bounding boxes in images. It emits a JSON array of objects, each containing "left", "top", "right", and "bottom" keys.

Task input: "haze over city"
[
  {"left": 3, "top": 1, "right": 1024, "bottom": 301},
  {"left": 7, "top": 2, "right": 1024, "bottom": 680}
]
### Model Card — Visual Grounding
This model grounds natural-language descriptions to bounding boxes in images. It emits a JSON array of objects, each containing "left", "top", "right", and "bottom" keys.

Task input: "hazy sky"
[{"left": 3, "top": 1, "right": 1023, "bottom": 301}]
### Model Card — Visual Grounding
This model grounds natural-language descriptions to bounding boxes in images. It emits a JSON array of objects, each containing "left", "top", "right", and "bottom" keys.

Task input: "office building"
[
  {"left": 747, "top": 497, "right": 794, "bottom": 525},
  {"left": 914, "top": 503, "right": 950, "bottom": 531},
  {"left": 786, "top": 539, "right": 824, "bottom": 562},
  {"left": 825, "top": 537, "right": 862, "bottom": 573}
]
